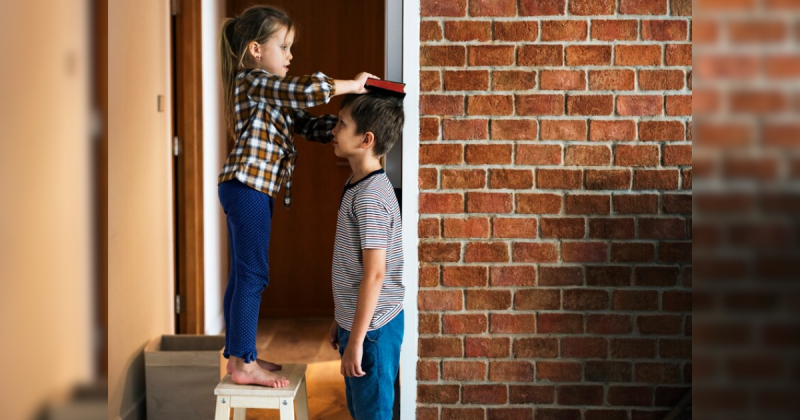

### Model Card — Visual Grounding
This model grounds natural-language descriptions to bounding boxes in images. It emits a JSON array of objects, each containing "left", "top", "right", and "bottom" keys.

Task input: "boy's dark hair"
[{"left": 340, "top": 93, "right": 405, "bottom": 157}]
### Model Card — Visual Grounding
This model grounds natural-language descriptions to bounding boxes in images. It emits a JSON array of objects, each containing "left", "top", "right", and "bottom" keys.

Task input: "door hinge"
[
  {"left": 175, "top": 295, "right": 181, "bottom": 315},
  {"left": 171, "top": 0, "right": 181, "bottom": 16},
  {"left": 173, "top": 136, "right": 181, "bottom": 156}
]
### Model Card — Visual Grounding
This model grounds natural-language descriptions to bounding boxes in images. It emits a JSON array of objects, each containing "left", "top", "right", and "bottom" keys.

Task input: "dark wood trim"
[
  {"left": 96, "top": 0, "right": 108, "bottom": 377},
  {"left": 174, "top": 0, "right": 205, "bottom": 334}
]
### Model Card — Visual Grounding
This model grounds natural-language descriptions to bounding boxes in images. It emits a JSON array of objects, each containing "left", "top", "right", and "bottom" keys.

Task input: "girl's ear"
[
  {"left": 247, "top": 41, "right": 261, "bottom": 61},
  {"left": 361, "top": 132, "right": 375, "bottom": 150}
]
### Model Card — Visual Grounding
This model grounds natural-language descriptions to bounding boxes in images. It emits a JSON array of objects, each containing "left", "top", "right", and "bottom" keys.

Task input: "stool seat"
[{"left": 213, "top": 364, "right": 309, "bottom": 420}]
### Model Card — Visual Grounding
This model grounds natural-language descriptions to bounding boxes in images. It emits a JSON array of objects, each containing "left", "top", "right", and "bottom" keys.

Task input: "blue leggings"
[{"left": 218, "top": 179, "right": 274, "bottom": 363}]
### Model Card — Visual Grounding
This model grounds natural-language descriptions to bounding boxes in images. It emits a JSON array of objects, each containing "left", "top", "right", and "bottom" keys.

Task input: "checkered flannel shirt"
[{"left": 218, "top": 68, "right": 337, "bottom": 206}]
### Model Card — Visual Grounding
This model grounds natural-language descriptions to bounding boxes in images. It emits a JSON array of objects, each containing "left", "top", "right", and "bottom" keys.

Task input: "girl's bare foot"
[
  {"left": 226, "top": 358, "right": 282, "bottom": 374},
  {"left": 229, "top": 356, "right": 289, "bottom": 388}
]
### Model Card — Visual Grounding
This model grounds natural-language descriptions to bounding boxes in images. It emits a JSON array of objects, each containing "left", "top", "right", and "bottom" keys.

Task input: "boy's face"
[{"left": 332, "top": 106, "right": 369, "bottom": 159}]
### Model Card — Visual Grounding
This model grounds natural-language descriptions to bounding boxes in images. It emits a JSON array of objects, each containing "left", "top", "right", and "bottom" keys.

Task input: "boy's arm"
[
  {"left": 289, "top": 109, "right": 336, "bottom": 144},
  {"left": 341, "top": 248, "right": 386, "bottom": 377}
]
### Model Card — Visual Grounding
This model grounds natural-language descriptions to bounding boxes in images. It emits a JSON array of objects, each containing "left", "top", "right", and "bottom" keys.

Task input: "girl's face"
[{"left": 253, "top": 25, "right": 294, "bottom": 76}]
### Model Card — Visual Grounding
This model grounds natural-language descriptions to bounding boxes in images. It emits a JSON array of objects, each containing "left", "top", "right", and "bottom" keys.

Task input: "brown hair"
[
  {"left": 340, "top": 93, "right": 405, "bottom": 157},
  {"left": 219, "top": 5, "right": 294, "bottom": 138}
]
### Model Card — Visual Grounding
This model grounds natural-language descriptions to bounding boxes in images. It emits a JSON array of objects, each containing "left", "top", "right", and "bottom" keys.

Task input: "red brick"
[
  {"left": 562, "top": 337, "right": 609, "bottom": 358},
  {"left": 443, "top": 266, "right": 488, "bottom": 287},
  {"left": 586, "top": 266, "right": 631, "bottom": 287},
  {"left": 469, "top": 45, "right": 515, "bottom": 66},
  {"left": 419, "top": 168, "right": 437, "bottom": 190},
  {"left": 488, "top": 408, "right": 533, "bottom": 420},
  {"left": 616, "top": 45, "right": 662, "bottom": 66},
  {"left": 417, "top": 360, "right": 439, "bottom": 381},
  {"left": 419, "top": 218, "right": 440, "bottom": 238},
  {"left": 563, "top": 289, "right": 610, "bottom": 310},
  {"left": 467, "top": 192, "right": 513, "bottom": 213},
  {"left": 466, "top": 337, "right": 510, "bottom": 358},
  {"left": 421, "top": 70, "right": 441, "bottom": 92},
  {"left": 557, "top": 385, "right": 604, "bottom": 405},
  {"left": 491, "top": 265, "right": 537, "bottom": 286},
  {"left": 635, "top": 362, "right": 681, "bottom": 383},
  {"left": 493, "top": 217, "right": 537, "bottom": 238},
  {"left": 562, "top": 242, "right": 608, "bottom": 262},
  {"left": 659, "top": 339, "right": 691, "bottom": 358},
  {"left": 671, "top": 0, "right": 691, "bottom": 14},
  {"left": 639, "top": 70, "right": 685, "bottom": 90},
  {"left": 617, "top": 95, "right": 663, "bottom": 116},
  {"left": 468, "top": 95, "right": 513, "bottom": 116},
  {"left": 591, "top": 20, "right": 638, "bottom": 41},
  {"left": 463, "top": 385, "right": 508, "bottom": 404},
  {"left": 421, "top": 45, "right": 466, "bottom": 67},
  {"left": 585, "top": 362, "right": 632, "bottom": 383},
  {"left": 517, "top": 193, "right": 562, "bottom": 214},
  {"left": 419, "top": 312, "right": 440, "bottom": 333},
  {"left": 662, "top": 290, "right": 691, "bottom": 311},
  {"left": 613, "top": 194, "right": 659, "bottom": 214},
  {"left": 520, "top": 0, "right": 566, "bottom": 15},
  {"left": 640, "top": 217, "right": 686, "bottom": 239},
  {"left": 541, "top": 217, "right": 585, "bottom": 238},
  {"left": 693, "top": 18, "right": 717, "bottom": 44},
  {"left": 443, "top": 314, "right": 488, "bottom": 334},
  {"left": 642, "top": 20, "right": 688, "bottom": 41},
  {"left": 419, "top": 265, "right": 440, "bottom": 288},
  {"left": 541, "top": 20, "right": 588, "bottom": 41},
  {"left": 514, "top": 338, "right": 559, "bottom": 359},
  {"left": 418, "top": 384, "right": 460, "bottom": 404},
  {"left": 419, "top": 290, "right": 463, "bottom": 311},
  {"left": 469, "top": 0, "right": 516, "bottom": 16},
  {"left": 633, "top": 169, "right": 679, "bottom": 190},
  {"left": 442, "top": 408, "right": 483, "bottom": 420},
  {"left": 565, "top": 145, "right": 611, "bottom": 166},
  {"left": 639, "top": 121, "right": 685, "bottom": 141},
  {"left": 566, "top": 45, "right": 611, "bottom": 65},
  {"left": 420, "top": 193, "right": 464, "bottom": 214},
  {"left": 585, "top": 169, "right": 631, "bottom": 190},
  {"left": 516, "top": 289, "right": 560, "bottom": 310},
  {"left": 465, "top": 242, "right": 510, "bottom": 262},
  {"left": 513, "top": 243, "right": 559, "bottom": 262},
  {"left": 490, "top": 361, "right": 534, "bottom": 382},
  {"left": 537, "top": 408, "right": 581, "bottom": 419},
  {"left": 589, "top": 218, "right": 635, "bottom": 239},
  {"left": 443, "top": 217, "right": 489, "bottom": 239},
  {"left": 611, "top": 243, "right": 656, "bottom": 263},
  {"left": 570, "top": 0, "right": 615, "bottom": 14},
  {"left": 541, "top": 120, "right": 587, "bottom": 140},
  {"left": 442, "top": 118, "right": 488, "bottom": 140},
  {"left": 730, "top": 90, "right": 787, "bottom": 114},
  {"left": 444, "top": 20, "right": 491, "bottom": 41},
  {"left": 491, "top": 314, "right": 536, "bottom": 333},
  {"left": 420, "top": 337, "right": 463, "bottom": 357},
  {"left": 444, "top": 70, "right": 489, "bottom": 91},
  {"left": 420, "top": 21, "right": 442, "bottom": 41},
  {"left": 420, "top": 117, "right": 440, "bottom": 141},
  {"left": 587, "top": 314, "right": 633, "bottom": 334},
  {"left": 420, "top": 94, "right": 464, "bottom": 116},
  {"left": 615, "top": 145, "right": 660, "bottom": 166},
  {"left": 421, "top": 0, "right": 466, "bottom": 16},
  {"left": 419, "top": 242, "right": 462, "bottom": 262},
  {"left": 567, "top": 95, "right": 613, "bottom": 115},
  {"left": 538, "top": 313, "right": 583, "bottom": 334},
  {"left": 540, "top": 266, "right": 584, "bottom": 285},
  {"left": 666, "top": 95, "right": 691, "bottom": 116},
  {"left": 566, "top": 194, "right": 611, "bottom": 214},
  {"left": 490, "top": 169, "right": 534, "bottom": 189},
  {"left": 518, "top": 44, "right": 564, "bottom": 66},
  {"left": 492, "top": 70, "right": 537, "bottom": 91},
  {"left": 666, "top": 44, "right": 691, "bottom": 66},
  {"left": 442, "top": 361, "right": 486, "bottom": 381},
  {"left": 729, "top": 20, "right": 787, "bottom": 43},
  {"left": 492, "top": 119, "right": 537, "bottom": 140},
  {"left": 590, "top": 120, "right": 636, "bottom": 141},
  {"left": 607, "top": 386, "right": 653, "bottom": 406},
  {"left": 589, "top": 69, "right": 635, "bottom": 90},
  {"left": 620, "top": 0, "right": 667, "bottom": 14},
  {"left": 540, "top": 70, "right": 586, "bottom": 90},
  {"left": 638, "top": 315, "right": 682, "bottom": 335},
  {"left": 516, "top": 144, "right": 562, "bottom": 165},
  {"left": 662, "top": 194, "right": 691, "bottom": 214},
  {"left": 516, "top": 94, "right": 564, "bottom": 116},
  {"left": 537, "top": 361, "right": 582, "bottom": 382},
  {"left": 613, "top": 290, "right": 658, "bottom": 310},
  {"left": 537, "top": 169, "right": 583, "bottom": 189},
  {"left": 494, "top": 21, "right": 539, "bottom": 41},
  {"left": 466, "top": 144, "right": 512, "bottom": 164},
  {"left": 611, "top": 338, "right": 656, "bottom": 358},
  {"left": 441, "top": 169, "right": 485, "bottom": 189}
]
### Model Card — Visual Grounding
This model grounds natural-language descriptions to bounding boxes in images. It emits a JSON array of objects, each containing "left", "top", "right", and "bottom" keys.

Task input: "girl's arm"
[
  {"left": 290, "top": 109, "right": 337, "bottom": 143},
  {"left": 246, "top": 71, "right": 378, "bottom": 109}
]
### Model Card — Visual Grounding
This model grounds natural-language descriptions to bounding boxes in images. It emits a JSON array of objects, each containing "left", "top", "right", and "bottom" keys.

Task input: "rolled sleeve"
[{"left": 244, "top": 69, "right": 335, "bottom": 109}]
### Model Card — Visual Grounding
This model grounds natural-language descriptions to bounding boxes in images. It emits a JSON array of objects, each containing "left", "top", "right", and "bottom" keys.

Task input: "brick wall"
[{"left": 416, "top": 0, "right": 692, "bottom": 419}]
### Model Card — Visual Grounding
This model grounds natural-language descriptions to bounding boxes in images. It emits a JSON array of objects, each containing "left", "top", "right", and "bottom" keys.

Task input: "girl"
[{"left": 218, "top": 5, "right": 376, "bottom": 388}]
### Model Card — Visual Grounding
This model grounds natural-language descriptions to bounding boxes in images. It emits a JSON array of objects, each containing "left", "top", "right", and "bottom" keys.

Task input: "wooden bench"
[{"left": 213, "top": 364, "right": 309, "bottom": 420}]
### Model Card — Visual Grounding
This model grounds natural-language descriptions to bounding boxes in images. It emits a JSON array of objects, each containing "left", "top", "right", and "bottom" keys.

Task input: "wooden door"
[{"left": 226, "top": 0, "right": 386, "bottom": 317}]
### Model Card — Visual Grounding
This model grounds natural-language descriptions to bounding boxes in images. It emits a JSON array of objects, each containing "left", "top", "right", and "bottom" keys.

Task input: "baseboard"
[{"left": 118, "top": 395, "right": 145, "bottom": 420}]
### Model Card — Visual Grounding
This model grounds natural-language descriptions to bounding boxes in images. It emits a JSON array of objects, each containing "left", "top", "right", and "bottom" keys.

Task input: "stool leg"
[
  {"left": 233, "top": 407, "right": 246, "bottom": 420},
  {"left": 214, "top": 395, "right": 231, "bottom": 420},
  {"left": 296, "top": 378, "right": 310, "bottom": 420},
  {"left": 279, "top": 397, "right": 295, "bottom": 420}
]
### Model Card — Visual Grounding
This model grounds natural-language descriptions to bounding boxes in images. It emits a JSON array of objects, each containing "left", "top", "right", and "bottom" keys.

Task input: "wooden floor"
[{"left": 233, "top": 317, "right": 351, "bottom": 420}]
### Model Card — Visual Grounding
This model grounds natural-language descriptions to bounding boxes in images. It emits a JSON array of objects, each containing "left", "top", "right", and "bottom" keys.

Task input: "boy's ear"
[{"left": 361, "top": 132, "right": 375, "bottom": 150}]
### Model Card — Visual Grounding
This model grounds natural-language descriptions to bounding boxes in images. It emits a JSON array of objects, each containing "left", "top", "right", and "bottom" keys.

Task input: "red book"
[{"left": 364, "top": 78, "right": 406, "bottom": 99}]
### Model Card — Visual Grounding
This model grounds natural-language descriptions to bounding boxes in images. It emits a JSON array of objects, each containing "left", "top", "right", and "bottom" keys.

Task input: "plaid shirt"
[{"left": 218, "top": 68, "right": 337, "bottom": 206}]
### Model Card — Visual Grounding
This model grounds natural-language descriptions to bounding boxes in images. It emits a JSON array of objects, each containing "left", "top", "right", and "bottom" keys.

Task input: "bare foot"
[
  {"left": 226, "top": 358, "right": 282, "bottom": 374},
  {"left": 229, "top": 357, "right": 289, "bottom": 388}
]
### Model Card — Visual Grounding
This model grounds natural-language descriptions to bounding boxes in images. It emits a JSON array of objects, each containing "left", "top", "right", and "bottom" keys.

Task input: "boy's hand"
[
  {"left": 341, "top": 344, "right": 366, "bottom": 377},
  {"left": 353, "top": 72, "right": 379, "bottom": 94},
  {"left": 329, "top": 320, "right": 340, "bottom": 350}
]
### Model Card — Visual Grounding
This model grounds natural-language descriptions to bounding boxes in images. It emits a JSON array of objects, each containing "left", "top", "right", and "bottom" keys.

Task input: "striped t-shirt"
[{"left": 332, "top": 169, "right": 404, "bottom": 331}]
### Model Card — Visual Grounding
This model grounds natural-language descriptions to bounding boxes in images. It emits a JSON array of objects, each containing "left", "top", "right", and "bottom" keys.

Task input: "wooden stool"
[{"left": 213, "top": 364, "right": 309, "bottom": 420}]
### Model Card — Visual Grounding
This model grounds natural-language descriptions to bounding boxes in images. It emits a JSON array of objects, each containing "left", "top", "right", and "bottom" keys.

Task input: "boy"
[{"left": 328, "top": 93, "right": 405, "bottom": 420}]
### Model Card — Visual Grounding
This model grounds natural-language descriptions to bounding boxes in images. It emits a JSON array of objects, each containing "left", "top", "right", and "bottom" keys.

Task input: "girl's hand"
[
  {"left": 352, "top": 72, "right": 379, "bottom": 94},
  {"left": 329, "top": 320, "right": 340, "bottom": 350},
  {"left": 341, "top": 344, "right": 365, "bottom": 377}
]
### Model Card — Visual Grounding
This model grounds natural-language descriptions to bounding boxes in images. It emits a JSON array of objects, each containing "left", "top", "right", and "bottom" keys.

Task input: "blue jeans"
[
  {"left": 338, "top": 311, "right": 404, "bottom": 420},
  {"left": 218, "top": 179, "right": 274, "bottom": 363}
]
